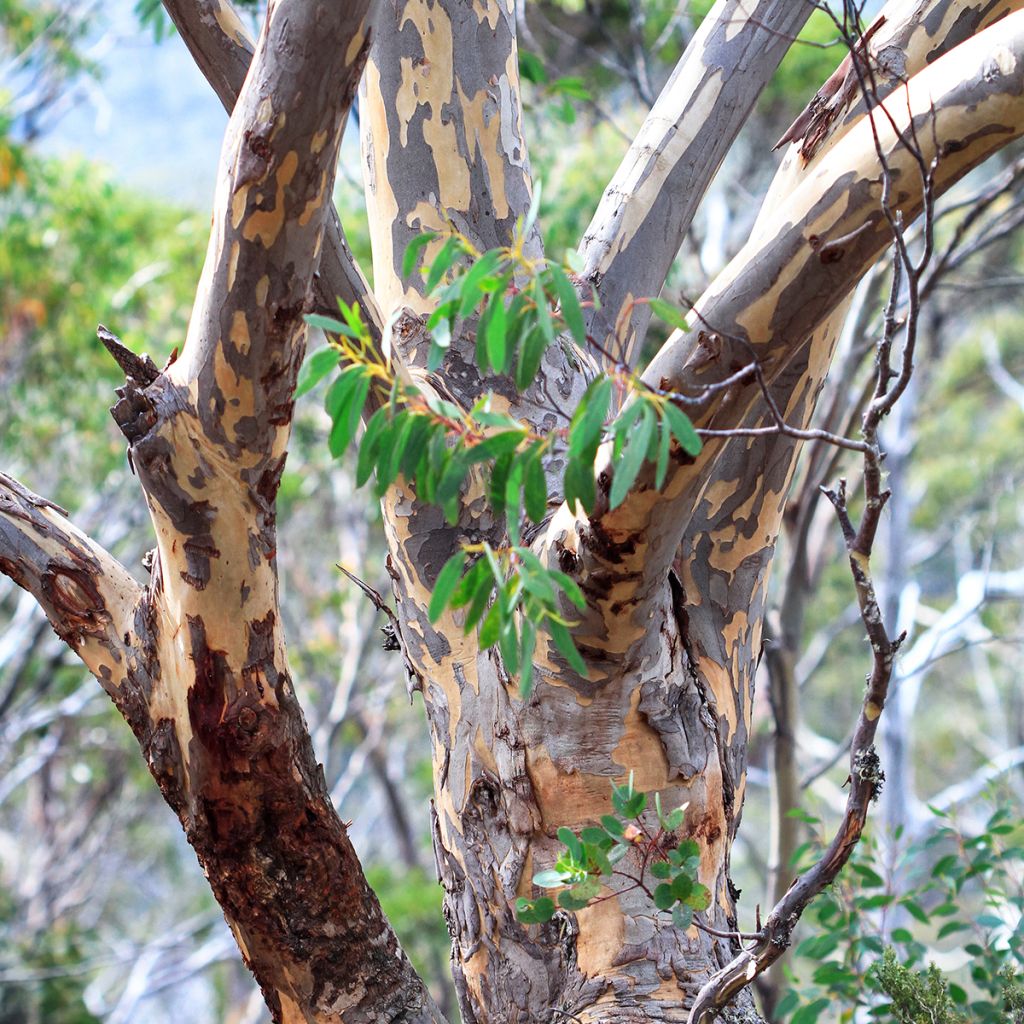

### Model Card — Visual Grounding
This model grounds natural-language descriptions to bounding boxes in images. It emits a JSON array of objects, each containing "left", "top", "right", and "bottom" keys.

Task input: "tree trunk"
[{"left": 5, "top": 2, "right": 1024, "bottom": 1023}]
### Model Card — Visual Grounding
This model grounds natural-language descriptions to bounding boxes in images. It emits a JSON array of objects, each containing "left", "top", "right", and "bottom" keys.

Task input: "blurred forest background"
[{"left": 2, "top": 1, "right": 1024, "bottom": 1021}]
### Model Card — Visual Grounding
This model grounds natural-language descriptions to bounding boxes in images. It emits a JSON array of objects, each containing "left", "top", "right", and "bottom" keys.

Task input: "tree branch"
[
  {"left": 0, "top": 472, "right": 148, "bottom": 735},
  {"left": 361, "top": 0, "right": 539, "bottom": 319},
  {"left": 579, "top": 0, "right": 814, "bottom": 369},
  {"left": 565, "top": 12, "right": 1024, "bottom": 657},
  {"left": 70, "top": 3, "right": 446, "bottom": 1019},
  {"left": 161, "top": 0, "right": 384, "bottom": 338},
  {"left": 767, "top": 0, "right": 1024, "bottom": 204}
]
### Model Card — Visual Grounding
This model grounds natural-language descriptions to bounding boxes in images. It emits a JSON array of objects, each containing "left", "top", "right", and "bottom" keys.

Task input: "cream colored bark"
[{"left": 4, "top": 3, "right": 1024, "bottom": 1024}]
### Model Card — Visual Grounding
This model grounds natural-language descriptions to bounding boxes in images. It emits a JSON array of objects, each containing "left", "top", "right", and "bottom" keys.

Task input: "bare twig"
[{"left": 686, "top": 5, "right": 939, "bottom": 1016}]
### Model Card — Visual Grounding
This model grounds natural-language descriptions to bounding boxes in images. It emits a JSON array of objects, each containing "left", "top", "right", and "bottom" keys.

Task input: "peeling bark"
[
  {"left": 7, "top": 2, "right": 1024, "bottom": 1023},
  {"left": 579, "top": 0, "right": 814, "bottom": 368}
]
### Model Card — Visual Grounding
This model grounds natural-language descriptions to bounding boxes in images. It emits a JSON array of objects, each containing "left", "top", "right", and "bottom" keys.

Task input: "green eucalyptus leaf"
[
  {"left": 377, "top": 411, "right": 416, "bottom": 493},
  {"left": 429, "top": 551, "right": 468, "bottom": 622},
  {"left": 500, "top": 618, "right": 520, "bottom": 675},
  {"left": 518, "top": 50, "right": 547, "bottom": 84},
  {"left": 564, "top": 459, "right": 595, "bottom": 516},
  {"left": 558, "top": 826, "right": 583, "bottom": 862},
  {"left": 572, "top": 876, "right": 601, "bottom": 901},
  {"left": 464, "top": 579, "right": 493, "bottom": 631},
  {"left": 490, "top": 450, "right": 514, "bottom": 517},
  {"left": 484, "top": 288, "right": 508, "bottom": 373},
  {"left": 609, "top": 403, "right": 655, "bottom": 509},
  {"left": 518, "top": 620, "right": 536, "bottom": 694},
  {"left": 686, "top": 883, "right": 711, "bottom": 911},
  {"left": 623, "top": 792, "right": 646, "bottom": 818},
  {"left": 479, "top": 600, "right": 503, "bottom": 648},
  {"left": 601, "top": 815, "right": 624, "bottom": 838},
  {"left": 533, "top": 869, "right": 568, "bottom": 888},
  {"left": 569, "top": 376, "right": 612, "bottom": 458},
  {"left": 655, "top": 417, "right": 671, "bottom": 489},
  {"left": 549, "top": 569, "right": 585, "bottom": 611},
  {"left": 437, "top": 450, "right": 470, "bottom": 505},
  {"left": 546, "top": 264, "right": 585, "bottom": 345},
  {"left": 588, "top": 844, "right": 613, "bottom": 878},
  {"left": 547, "top": 619, "right": 587, "bottom": 677},
  {"left": 677, "top": 839, "right": 700, "bottom": 862},
  {"left": 325, "top": 369, "right": 370, "bottom": 458},
  {"left": 672, "top": 904, "right": 693, "bottom": 930},
  {"left": 516, "top": 326, "right": 547, "bottom": 392},
  {"left": 516, "top": 895, "right": 555, "bottom": 924},
  {"left": 654, "top": 883, "right": 675, "bottom": 911},
  {"left": 523, "top": 452, "right": 548, "bottom": 522},
  {"left": 608, "top": 843, "right": 629, "bottom": 865},
  {"left": 467, "top": 430, "right": 524, "bottom": 464},
  {"left": 450, "top": 557, "right": 486, "bottom": 608},
  {"left": 403, "top": 232, "right": 437, "bottom": 279},
  {"left": 305, "top": 313, "right": 360, "bottom": 339},
  {"left": 399, "top": 415, "right": 432, "bottom": 478},
  {"left": 356, "top": 406, "right": 390, "bottom": 487},
  {"left": 648, "top": 297, "right": 689, "bottom": 332},
  {"left": 458, "top": 250, "right": 502, "bottom": 319},
  {"left": 670, "top": 873, "right": 693, "bottom": 901},
  {"left": 533, "top": 277, "right": 554, "bottom": 343},
  {"left": 295, "top": 346, "right": 340, "bottom": 398},
  {"left": 664, "top": 807, "right": 685, "bottom": 832},
  {"left": 426, "top": 235, "right": 462, "bottom": 292},
  {"left": 557, "top": 888, "right": 590, "bottom": 912},
  {"left": 338, "top": 300, "right": 367, "bottom": 336},
  {"left": 663, "top": 401, "right": 702, "bottom": 457}
]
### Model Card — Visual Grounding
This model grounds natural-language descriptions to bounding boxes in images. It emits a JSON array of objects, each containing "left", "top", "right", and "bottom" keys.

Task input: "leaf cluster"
[
  {"left": 778, "top": 806, "right": 1024, "bottom": 1024},
  {"left": 518, "top": 50, "right": 592, "bottom": 126},
  {"left": 515, "top": 776, "right": 708, "bottom": 928},
  {"left": 300, "top": 230, "right": 701, "bottom": 689},
  {"left": 429, "top": 543, "right": 586, "bottom": 694},
  {"left": 406, "top": 218, "right": 586, "bottom": 385}
]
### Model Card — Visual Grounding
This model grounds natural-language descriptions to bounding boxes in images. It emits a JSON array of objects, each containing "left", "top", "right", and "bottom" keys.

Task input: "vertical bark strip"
[
  {"left": 161, "top": 0, "right": 385, "bottom": 339},
  {"left": 361, "top": 0, "right": 539, "bottom": 318},
  {"left": 579, "top": 0, "right": 814, "bottom": 367}
]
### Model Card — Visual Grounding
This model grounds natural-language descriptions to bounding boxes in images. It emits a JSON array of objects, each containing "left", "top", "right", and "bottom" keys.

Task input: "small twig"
[
  {"left": 335, "top": 563, "right": 403, "bottom": 651},
  {"left": 96, "top": 325, "right": 160, "bottom": 386}
]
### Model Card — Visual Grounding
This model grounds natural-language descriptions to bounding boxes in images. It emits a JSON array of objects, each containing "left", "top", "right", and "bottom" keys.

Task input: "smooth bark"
[{"left": 7, "top": 2, "right": 1024, "bottom": 1023}]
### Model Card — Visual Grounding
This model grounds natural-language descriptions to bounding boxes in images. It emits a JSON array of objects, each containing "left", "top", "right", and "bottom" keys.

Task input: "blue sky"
[{"left": 39, "top": 0, "right": 229, "bottom": 207}]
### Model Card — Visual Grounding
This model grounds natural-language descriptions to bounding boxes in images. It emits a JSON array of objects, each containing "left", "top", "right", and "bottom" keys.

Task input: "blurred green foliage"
[
  {"left": 779, "top": 806, "right": 1024, "bottom": 1024},
  {"left": 365, "top": 864, "right": 449, "bottom": 986},
  {"left": 0, "top": 922, "right": 103, "bottom": 1024},
  {"left": 0, "top": 150, "right": 205, "bottom": 504}
]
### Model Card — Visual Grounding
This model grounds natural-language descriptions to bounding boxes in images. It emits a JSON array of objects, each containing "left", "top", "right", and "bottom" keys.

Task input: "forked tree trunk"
[{"left": 4, "top": 1, "right": 1024, "bottom": 1023}]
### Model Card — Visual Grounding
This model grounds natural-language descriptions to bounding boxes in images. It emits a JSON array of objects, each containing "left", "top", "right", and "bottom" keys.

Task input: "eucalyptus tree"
[{"left": 3, "top": 1, "right": 1024, "bottom": 1023}]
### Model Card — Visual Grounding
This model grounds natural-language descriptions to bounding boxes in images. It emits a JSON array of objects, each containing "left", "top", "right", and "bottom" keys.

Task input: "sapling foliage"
[{"left": 515, "top": 773, "right": 710, "bottom": 929}]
